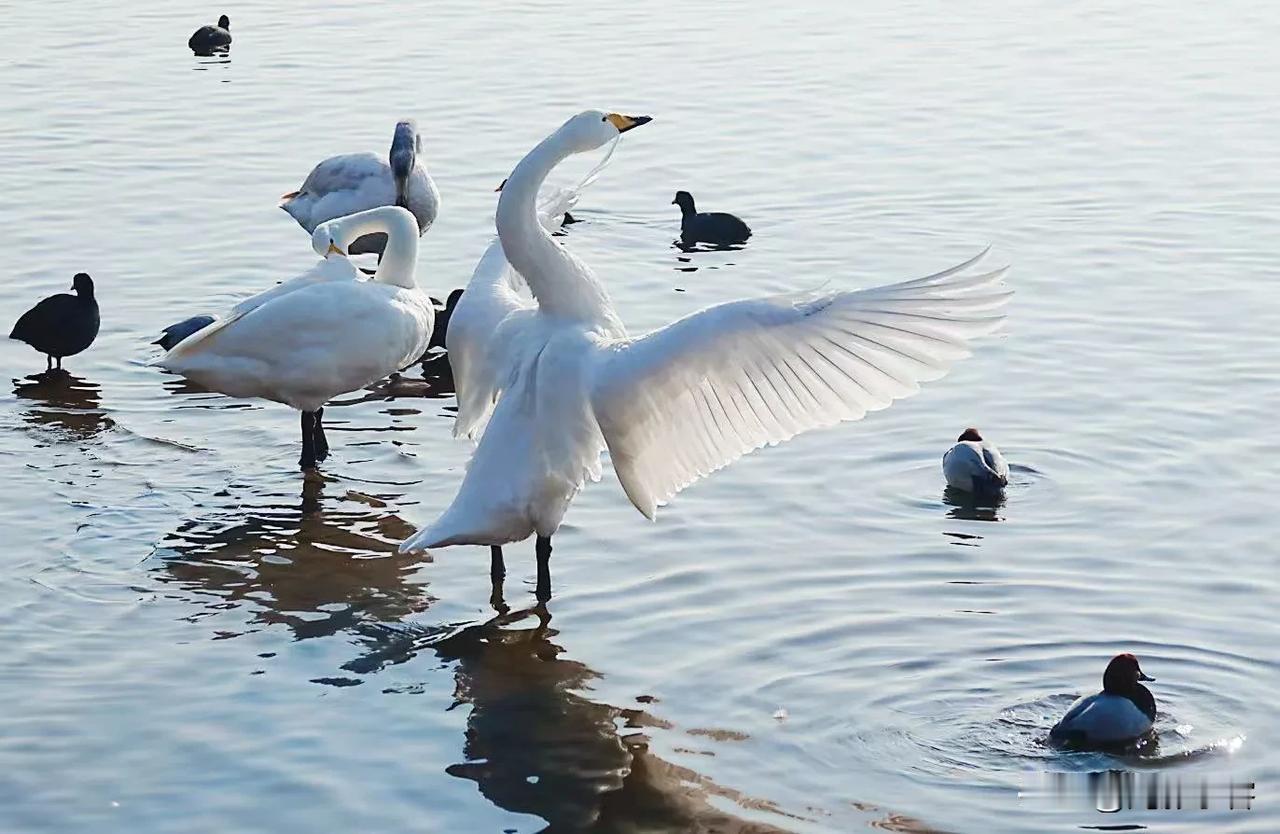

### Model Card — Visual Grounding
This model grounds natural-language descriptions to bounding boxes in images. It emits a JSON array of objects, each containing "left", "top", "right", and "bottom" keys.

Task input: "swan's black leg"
[
  {"left": 55, "top": 356, "right": 62, "bottom": 370},
  {"left": 45, "top": 355, "right": 52, "bottom": 372},
  {"left": 313, "top": 407, "right": 329, "bottom": 461},
  {"left": 489, "top": 546, "right": 508, "bottom": 614},
  {"left": 535, "top": 536, "right": 552, "bottom": 602},
  {"left": 299, "top": 410, "right": 317, "bottom": 470}
]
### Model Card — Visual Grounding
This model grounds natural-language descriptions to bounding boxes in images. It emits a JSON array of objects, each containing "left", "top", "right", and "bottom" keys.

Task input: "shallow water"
[{"left": 2, "top": 1, "right": 1278, "bottom": 832}]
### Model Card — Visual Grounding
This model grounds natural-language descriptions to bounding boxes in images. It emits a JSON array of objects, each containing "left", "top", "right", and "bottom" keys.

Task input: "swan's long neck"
[
  {"left": 338, "top": 207, "right": 419, "bottom": 289},
  {"left": 496, "top": 134, "right": 618, "bottom": 325}
]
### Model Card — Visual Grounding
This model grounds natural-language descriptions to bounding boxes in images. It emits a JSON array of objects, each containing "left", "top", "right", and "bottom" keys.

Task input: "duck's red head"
[
  {"left": 957, "top": 427, "right": 983, "bottom": 442},
  {"left": 1103, "top": 653, "right": 1154, "bottom": 692}
]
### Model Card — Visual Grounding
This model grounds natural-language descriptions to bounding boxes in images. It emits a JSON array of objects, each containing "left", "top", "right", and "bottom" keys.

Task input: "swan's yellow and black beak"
[
  {"left": 606, "top": 113, "right": 652, "bottom": 133},
  {"left": 326, "top": 241, "right": 345, "bottom": 256}
]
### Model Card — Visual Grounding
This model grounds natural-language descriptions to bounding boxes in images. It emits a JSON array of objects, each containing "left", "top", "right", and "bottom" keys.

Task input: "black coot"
[
  {"left": 189, "top": 15, "right": 232, "bottom": 55},
  {"left": 673, "top": 190, "right": 751, "bottom": 247},
  {"left": 10, "top": 273, "right": 101, "bottom": 371}
]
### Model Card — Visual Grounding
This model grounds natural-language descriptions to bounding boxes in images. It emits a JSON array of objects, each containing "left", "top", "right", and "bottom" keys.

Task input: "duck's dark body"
[
  {"left": 419, "top": 289, "right": 464, "bottom": 387},
  {"left": 189, "top": 15, "right": 231, "bottom": 55},
  {"left": 10, "top": 273, "right": 100, "bottom": 371},
  {"left": 673, "top": 190, "right": 751, "bottom": 247},
  {"left": 154, "top": 314, "right": 217, "bottom": 351}
]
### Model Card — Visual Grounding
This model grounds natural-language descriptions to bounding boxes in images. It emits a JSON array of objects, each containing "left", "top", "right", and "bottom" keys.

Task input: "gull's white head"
[
  {"left": 311, "top": 221, "right": 346, "bottom": 258},
  {"left": 556, "top": 110, "right": 652, "bottom": 153}
]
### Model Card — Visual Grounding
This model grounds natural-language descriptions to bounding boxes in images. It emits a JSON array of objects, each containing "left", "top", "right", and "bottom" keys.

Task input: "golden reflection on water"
[
  {"left": 156, "top": 478, "right": 430, "bottom": 641},
  {"left": 430, "top": 595, "right": 797, "bottom": 833},
  {"left": 152, "top": 477, "right": 795, "bottom": 831}
]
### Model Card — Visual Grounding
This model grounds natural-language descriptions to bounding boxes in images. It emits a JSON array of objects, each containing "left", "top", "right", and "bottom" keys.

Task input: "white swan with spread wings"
[{"left": 400, "top": 110, "right": 1010, "bottom": 598}]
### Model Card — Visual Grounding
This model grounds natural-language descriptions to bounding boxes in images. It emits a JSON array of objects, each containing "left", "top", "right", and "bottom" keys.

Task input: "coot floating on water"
[
  {"left": 672, "top": 190, "right": 751, "bottom": 247},
  {"left": 1050, "top": 653, "right": 1157, "bottom": 747},
  {"left": 10, "top": 272, "right": 100, "bottom": 372},
  {"left": 189, "top": 15, "right": 232, "bottom": 55}
]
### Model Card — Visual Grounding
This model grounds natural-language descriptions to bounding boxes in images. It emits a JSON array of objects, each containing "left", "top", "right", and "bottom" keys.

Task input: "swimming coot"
[
  {"left": 672, "top": 190, "right": 751, "bottom": 247},
  {"left": 189, "top": 15, "right": 232, "bottom": 55},
  {"left": 10, "top": 273, "right": 101, "bottom": 371}
]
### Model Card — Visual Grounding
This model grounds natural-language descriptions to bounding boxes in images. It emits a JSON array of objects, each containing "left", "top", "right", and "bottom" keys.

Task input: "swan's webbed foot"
[{"left": 535, "top": 536, "right": 552, "bottom": 602}]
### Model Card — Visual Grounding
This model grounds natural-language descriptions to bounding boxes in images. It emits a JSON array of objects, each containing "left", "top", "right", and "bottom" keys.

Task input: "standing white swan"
[
  {"left": 399, "top": 110, "right": 1010, "bottom": 599},
  {"left": 158, "top": 206, "right": 435, "bottom": 470},
  {"left": 281, "top": 120, "right": 441, "bottom": 256}
]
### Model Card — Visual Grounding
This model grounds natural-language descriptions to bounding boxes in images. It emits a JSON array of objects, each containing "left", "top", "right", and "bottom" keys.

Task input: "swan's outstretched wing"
[
  {"left": 589, "top": 251, "right": 1011, "bottom": 518},
  {"left": 448, "top": 186, "right": 585, "bottom": 439}
]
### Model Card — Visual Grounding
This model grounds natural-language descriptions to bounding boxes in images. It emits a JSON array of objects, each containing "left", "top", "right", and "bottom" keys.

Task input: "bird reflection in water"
[
  {"left": 13, "top": 370, "right": 113, "bottom": 438},
  {"left": 157, "top": 477, "right": 431, "bottom": 642},
  {"left": 943, "top": 485, "right": 1005, "bottom": 523},
  {"left": 158, "top": 484, "right": 792, "bottom": 830},
  {"left": 402, "top": 580, "right": 790, "bottom": 832}
]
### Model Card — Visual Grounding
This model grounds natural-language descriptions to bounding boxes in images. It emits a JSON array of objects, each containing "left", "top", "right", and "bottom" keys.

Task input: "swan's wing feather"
[
  {"left": 159, "top": 257, "right": 361, "bottom": 363},
  {"left": 162, "top": 279, "right": 430, "bottom": 379},
  {"left": 589, "top": 253, "right": 1011, "bottom": 518},
  {"left": 230, "top": 256, "right": 361, "bottom": 317},
  {"left": 448, "top": 240, "right": 534, "bottom": 439},
  {"left": 448, "top": 185, "right": 586, "bottom": 439},
  {"left": 294, "top": 152, "right": 387, "bottom": 196},
  {"left": 282, "top": 153, "right": 394, "bottom": 232}
]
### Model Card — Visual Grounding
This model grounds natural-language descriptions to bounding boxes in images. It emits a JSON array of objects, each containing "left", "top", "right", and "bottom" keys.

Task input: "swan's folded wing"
[
  {"left": 158, "top": 257, "right": 361, "bottom": 364},
  {"left": 230, "top": 256, "right": 362, "bottom": 318},
  {"left": 448, "top": 240, "right": 534, "bottom": 439},
  {"left": 448, "top": 187, "right": 583, "bottom": 439},
  {"left": 589, "top": 251, "right": 1011, "bottom": 518},
  {"left": 292, "top": 152, "right": 387, "bottom": 197}
]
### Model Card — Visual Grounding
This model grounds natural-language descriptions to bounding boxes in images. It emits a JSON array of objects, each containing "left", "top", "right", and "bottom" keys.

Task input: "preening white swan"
[
  {"left": 158, "top": 206, "right": 435, "bottom": 470},
  {"left": 281, "top": 120, "right": 441, "bottom": 256},
  {"left": 399, "top": 110, "right": 1011, "bottom": 599}
]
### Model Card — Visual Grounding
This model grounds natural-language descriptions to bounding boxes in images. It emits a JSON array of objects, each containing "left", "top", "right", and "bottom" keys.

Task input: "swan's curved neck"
[
  {"left": 338, "top": 207, "right": 418, "bottom": 288},
  {"left": 496, "top": 133, "right": 617, "bottom": 324}
]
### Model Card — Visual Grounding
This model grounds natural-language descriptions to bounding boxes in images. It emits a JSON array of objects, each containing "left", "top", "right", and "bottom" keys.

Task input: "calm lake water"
[{"left": 2, "top": 1, "right": 1277, "bottom": 832}]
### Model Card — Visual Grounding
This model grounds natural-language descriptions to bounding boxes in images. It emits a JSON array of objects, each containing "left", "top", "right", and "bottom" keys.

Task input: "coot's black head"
[
  {"left": 218, "top": 15, "right": 230, "bottom": 29},
  {"left": 672, "top": 190, "right": 695, "bottom": 211},
  {"left": 445, "top": 288, "right": 464, "bottom": 312},
  {"left": 1103, "top": 653, "right": 1154, "bottom": 694},
  {"left": 71, "top": 272, "right": 94, "bottom": 297},
  {"left": 957, "top": 427, "right": 983, "bottom": 442}
]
